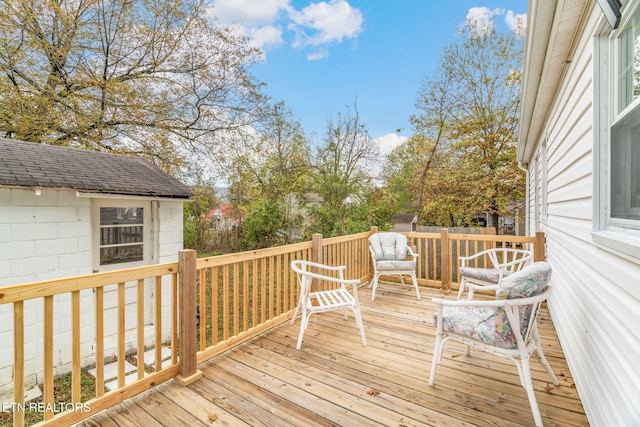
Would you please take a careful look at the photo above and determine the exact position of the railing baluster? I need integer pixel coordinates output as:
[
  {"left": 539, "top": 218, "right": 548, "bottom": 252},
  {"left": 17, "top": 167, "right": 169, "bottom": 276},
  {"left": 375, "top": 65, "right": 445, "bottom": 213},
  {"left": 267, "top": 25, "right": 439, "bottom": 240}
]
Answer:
[
  {"left": 137, "top": 279, "right": 145, "bottom": 380},
  {"left": 154, "top": 276, "right": 162, "bottom": 372},
  {"left": 117, "top": 283, "right": 125, "bottom": 388},
  {"left": 223, "top": 265, "right": 230, "bottom": 341},
  {"left": 72, "top": 290, "right": 81, "bottom": 402},
  {"left": 199, "top": 268, "right": 207, "bottom": 350},
  {"left": 43, "top": 295, "right": 54, "bottom": 420},
  {"left": 212, "top": 266, "right": 219, "bottom": 346},
  {"left": 233, "top": 263, "right": 239, "bottom": 336},
  {"left": 95, "top": 287, "right": 104, "bottom": 397},
  {"left": 171, "top": 272, "right": 178, "bottom": 365},
  {"left": 13, "top": 300, "right": 24, "bottom": 427},
  {"left": 251, "top": 261, "right": 257, "bottom": 329},
  {"left": 243, "top": 260, "right": 249, "bottom": 330}
]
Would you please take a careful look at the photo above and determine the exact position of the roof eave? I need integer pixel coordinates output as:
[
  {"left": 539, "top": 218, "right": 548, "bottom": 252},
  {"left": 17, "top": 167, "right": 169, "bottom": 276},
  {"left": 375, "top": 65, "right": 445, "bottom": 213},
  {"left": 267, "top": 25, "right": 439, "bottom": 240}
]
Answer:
[{"left": 517, "top": 0, "right": 557, "bottom": 164}]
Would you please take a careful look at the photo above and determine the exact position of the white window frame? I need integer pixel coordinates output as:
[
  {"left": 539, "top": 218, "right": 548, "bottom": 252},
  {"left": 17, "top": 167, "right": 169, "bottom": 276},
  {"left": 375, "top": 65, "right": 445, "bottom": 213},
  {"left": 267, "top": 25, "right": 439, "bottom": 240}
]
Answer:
[
  {"left": 593, "top": 1, "right": 640, "bottom": 260},
  {"left": 92, "top": 199, "right": 152, "bottom": 272}
]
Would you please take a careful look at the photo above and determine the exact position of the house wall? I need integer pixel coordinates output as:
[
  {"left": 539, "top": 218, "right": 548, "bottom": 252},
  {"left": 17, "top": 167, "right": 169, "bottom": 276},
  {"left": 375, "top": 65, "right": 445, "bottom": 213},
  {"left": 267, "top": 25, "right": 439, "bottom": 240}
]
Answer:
[
  {"left": 0, "top": 187, "right": 184, "bottom": 398},
  {"left": 526, "top": 8, "right": 640, "bottom": 426}
]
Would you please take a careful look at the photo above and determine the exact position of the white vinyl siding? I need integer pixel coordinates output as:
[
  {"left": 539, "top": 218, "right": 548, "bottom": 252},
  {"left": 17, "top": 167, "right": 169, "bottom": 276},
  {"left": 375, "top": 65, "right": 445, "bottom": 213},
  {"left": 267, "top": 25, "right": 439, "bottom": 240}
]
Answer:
[{"left": 524, "top": 3, "right": 640, "bottom": 426}]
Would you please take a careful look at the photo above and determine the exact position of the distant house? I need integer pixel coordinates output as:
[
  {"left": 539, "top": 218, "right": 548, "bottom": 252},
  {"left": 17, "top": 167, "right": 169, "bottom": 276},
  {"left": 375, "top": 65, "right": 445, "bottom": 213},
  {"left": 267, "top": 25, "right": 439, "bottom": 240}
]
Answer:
[
  {"left": 0, "top": 138, "right": 194, "bottom": 396},
  {"left": 205, "top": 204, "right": 236, "bottom": 230},
  {"left": 390, "top": 214, "right": 417, "bottom": 232},
  {"left": 518, "top": 1, "right": 640, "bottom": 425}
]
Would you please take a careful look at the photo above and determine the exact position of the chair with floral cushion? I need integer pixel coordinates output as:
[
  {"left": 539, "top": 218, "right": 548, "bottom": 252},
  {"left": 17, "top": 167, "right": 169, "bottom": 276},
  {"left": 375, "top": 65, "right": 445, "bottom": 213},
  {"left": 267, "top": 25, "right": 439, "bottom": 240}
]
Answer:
[
  {"left": 429, "top": 261, "right": 558, "bottom": 427},
  {"left": 368, "top": 232, "right": 420, "bottom": 301},
  {"left": 457, "top": 247, "right": 532, "bottom": 300}
]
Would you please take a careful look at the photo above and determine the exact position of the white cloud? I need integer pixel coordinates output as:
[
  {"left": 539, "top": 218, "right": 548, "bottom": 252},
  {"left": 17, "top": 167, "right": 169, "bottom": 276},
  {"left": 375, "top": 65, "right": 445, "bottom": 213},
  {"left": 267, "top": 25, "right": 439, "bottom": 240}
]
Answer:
[
  {"left": 209, "top": 0, "right": 363, "bottom": 61},
  {"left": 251, "top": 25, "right": 285, "bottom": 51},
  {"left": 213, "top": 0, "right": 290, "bottom": 26},
  {"left": 461, "top": 7, "right": 526, "bottom": 37},
  {"left": 307, "top": 49, "right": 329, "bottom": 61},
  {"left": 374, "top": 133, "right": 408, "bottom": 156},
  {"left": 289, "top": 0, "right": 363, "bottom": 47},
  {"left": 505, "top": 10, "right": 527, "bottom": 37}
]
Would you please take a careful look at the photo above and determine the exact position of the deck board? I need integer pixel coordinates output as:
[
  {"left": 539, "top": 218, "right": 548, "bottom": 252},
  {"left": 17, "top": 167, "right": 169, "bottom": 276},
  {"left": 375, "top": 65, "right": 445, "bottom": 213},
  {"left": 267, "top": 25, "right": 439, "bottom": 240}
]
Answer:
[{"left": 77, "top": 283, "right": 589, "bottom": 427}]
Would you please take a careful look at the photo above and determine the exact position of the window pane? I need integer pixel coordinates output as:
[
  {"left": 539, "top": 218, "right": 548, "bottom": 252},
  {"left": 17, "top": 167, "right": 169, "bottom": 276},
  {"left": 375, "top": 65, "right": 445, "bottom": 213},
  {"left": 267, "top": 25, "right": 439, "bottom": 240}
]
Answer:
[
  {"left": 618, "top": 8, "right": 640, "bottom": 112},
  {"left": 100, "top": 207, "right": 144, "bottom": 226},
  {"left": 100, "top": 226, "right": 144, "bottom": 245},
  {"left": 611, "top": 102, "right": 640, "bottom": 219},
  {"left": 100, "top": 245, "right": 144, "bottom": 265},
  {"left": 99, "top": 206, "right": 145, "bottom": 265}
]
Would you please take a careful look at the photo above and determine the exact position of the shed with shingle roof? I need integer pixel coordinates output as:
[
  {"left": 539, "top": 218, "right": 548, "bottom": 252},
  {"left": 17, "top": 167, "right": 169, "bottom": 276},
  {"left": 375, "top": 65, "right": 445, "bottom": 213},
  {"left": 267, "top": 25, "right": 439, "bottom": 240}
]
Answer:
[{"left": 0, "top": 138, "right": 196, "bottom": 396}]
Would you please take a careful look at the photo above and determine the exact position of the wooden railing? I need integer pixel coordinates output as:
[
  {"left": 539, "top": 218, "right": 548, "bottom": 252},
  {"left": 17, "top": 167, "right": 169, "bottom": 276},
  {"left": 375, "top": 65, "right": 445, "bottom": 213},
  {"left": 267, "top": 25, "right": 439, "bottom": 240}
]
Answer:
[{"left": 0, "top": 228, "right": 543, "bottom": 426}]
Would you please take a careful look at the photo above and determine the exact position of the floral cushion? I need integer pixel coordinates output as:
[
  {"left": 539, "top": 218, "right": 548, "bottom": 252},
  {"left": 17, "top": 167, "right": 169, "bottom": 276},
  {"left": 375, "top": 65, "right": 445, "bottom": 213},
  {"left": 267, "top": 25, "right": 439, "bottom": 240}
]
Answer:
[
  {"left": 435, "top": 306, "right": 520, "bottom": 349},
  {"left": 375, "top": 260, "right": 416, "bottom": 271},
  {"left": 460, "top": 267, "right": 513, "bottom": 283},
  {"left": 496, "top": 262, "right": 551, "bottom": 300},
  {"left": 369, "top": 233, "right": 408, "bottom": 261}
]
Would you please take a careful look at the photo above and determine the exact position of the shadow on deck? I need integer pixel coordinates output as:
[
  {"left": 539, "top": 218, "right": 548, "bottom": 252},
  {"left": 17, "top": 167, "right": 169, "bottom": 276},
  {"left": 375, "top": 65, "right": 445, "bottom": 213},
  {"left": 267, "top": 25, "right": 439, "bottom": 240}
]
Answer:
[{"left": 78, "top": 282, "right": 588, "bottom": 427}]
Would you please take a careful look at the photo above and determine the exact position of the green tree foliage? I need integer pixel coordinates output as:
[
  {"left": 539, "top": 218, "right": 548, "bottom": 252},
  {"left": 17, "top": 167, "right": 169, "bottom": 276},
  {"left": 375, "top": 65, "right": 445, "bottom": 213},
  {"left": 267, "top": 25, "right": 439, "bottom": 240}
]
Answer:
[
  {"left": 387, "top": 15, "right": 525, "bottom": 227},
  {"left": 309, "top": 104, "right": 378, "bottom": 237},
  {"left": 230, "top": 101, "right": 310, "bottom": 249},
  {"left": 0, "top": 0, "right": 265, "bottom": 176},
  {"left": 183, "top": 183, "right": 220, "bottom": 252}
]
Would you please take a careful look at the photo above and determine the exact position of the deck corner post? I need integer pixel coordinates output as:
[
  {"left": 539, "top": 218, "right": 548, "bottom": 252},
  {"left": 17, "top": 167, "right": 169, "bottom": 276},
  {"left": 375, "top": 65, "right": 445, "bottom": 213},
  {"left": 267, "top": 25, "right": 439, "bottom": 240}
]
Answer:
[
  {"left": 440, "top": 229, "right": 450, "bottom": 291},
  {"left": 535, "top": 232, "right": 546, "bottom": 262},
  {"left": 175, "top": 249, "right": 203, "bottom": 386}
]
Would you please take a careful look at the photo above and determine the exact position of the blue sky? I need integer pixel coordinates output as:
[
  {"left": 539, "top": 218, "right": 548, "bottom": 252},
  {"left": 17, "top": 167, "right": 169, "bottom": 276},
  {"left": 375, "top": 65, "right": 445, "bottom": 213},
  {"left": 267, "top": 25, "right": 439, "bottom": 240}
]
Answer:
[{"left": 211, "top": 0, "right": 527, "bottom": 154}]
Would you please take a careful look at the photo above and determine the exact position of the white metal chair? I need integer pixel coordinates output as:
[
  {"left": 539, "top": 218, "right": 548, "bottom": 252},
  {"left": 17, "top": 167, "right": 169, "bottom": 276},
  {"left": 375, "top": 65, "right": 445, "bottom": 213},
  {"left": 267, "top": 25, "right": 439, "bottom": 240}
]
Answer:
[
  {"left": 290, "top": 260, "right": 367, "bottom": 350},
  {"left": 430, "top": 262, "right": 559, "bottom": 427},
  {"left": 368, "top": 232, "right": 420, "bottom": 301},
  {"left": 457, "top": 247, "right": 532, "bottom": 300}
]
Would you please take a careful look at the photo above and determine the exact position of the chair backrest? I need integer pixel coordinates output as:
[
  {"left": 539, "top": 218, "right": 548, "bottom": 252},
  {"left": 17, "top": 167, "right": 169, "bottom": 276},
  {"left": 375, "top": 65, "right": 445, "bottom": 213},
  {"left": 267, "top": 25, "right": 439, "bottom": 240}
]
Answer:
[
  {"left": 496, "top": 261, "right": 551, "bottom": 300},
  {"left": 291, "top": 260, "right": 314, "bottom": 295},
  {"left": 489, "top": 248, "right": 533, "bottom": 272},
  {"left": 368, "top": 232, "right": 408, "bottom": 261},
  {"left": 495, "top": 262, "right": 552, "bottom": 344}
]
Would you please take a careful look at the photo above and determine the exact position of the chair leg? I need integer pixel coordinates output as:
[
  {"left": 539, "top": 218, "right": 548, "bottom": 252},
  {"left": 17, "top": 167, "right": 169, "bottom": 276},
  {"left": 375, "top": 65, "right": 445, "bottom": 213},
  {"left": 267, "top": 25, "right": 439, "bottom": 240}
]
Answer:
[
  {"left": 429, "top": 332, "right": 444, "bottom": 385},
  {"left": 371, "top": 273, "right": 380, "bottom": 300},
  {"left": 353, "top": 307, "right": 367, "bottom": 346},
  {"left": 295, "top": 310, "right": 310, "bottom": 350},
  {"left": 410, "top": 273, "right": 420, "bottom": 300},
  {"left": 399, "top": 274, "right": 406, "bottom": 288},
  {"left": 290, "top": 300, "right": 302, "bottom": 325},
  {"left": 457, "top": 278, "right": 467, "bottom": 300},
  {"left": 533, "top": 328, "right": 560, "bottom": 385},
  {"left": 520, "top": 356, "right": 544, "bottom": 427}
]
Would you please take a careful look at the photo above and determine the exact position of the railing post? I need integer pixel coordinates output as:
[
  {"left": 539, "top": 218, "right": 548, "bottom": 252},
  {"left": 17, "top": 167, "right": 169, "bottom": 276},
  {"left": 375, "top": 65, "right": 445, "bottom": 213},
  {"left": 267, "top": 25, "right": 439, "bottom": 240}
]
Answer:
[
  {"left": 440, "top": 229, "right": 450, "bottom": 291},
  {"left": 175, "top": 249, "right": 203, "bottom": 386},
  {"left": 483, "top": 226, "right": 496, "bottom": 251},
  {"left": 534, "top": 232, "right": 546, "bottom": 261},
  {"left": 312, "top": 233, "right": 323, "bottom": 265}
]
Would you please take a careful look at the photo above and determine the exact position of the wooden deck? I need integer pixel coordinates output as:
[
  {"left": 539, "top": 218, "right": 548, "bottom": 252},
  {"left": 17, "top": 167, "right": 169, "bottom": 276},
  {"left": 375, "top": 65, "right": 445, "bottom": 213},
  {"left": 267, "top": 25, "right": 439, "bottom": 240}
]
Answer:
[{"left": 78, "top": 282, "right": 588, "bottom": 427}]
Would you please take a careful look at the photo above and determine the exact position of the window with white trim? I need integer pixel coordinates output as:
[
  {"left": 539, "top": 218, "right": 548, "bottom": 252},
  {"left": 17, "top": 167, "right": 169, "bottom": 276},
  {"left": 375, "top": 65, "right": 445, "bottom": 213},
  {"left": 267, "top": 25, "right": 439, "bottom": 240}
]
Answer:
[
  {"left": 93, "top": 200, "right": 151, "bottom": 270},
  {"left": 611, "top": 4, "right": 640, "bottom": 224},
  {"left": 594, "top": 1, "right": 640, "bottom": 259}
]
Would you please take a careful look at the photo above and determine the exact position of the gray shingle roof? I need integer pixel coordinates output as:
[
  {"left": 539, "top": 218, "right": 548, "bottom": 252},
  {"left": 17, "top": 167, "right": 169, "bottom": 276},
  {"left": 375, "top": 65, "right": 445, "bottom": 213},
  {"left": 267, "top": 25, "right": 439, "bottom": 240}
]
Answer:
[{"left": 0, "top": 138, "right": 195, "bottom": 198}]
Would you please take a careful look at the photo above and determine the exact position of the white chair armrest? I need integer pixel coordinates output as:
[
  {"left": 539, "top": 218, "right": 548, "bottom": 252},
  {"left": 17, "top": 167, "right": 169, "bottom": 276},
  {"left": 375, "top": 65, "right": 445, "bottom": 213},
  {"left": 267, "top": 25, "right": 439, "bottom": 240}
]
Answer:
[{"left": 407, "top": 245, "right": 418, "bottom": 260}]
